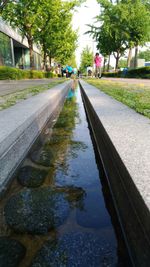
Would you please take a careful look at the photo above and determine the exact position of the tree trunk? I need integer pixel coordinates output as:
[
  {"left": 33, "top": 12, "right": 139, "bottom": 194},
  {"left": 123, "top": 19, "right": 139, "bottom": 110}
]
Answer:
[
  {"left": 107, "top": 55, "right": 110, "bottom": 72},
  {"left": 103, "top": 57, "right": 107, "bottom": 72},
  {"left": 127, "top": 47, "right": 132, "bottom": 68},
  {"left": 49, "top": 55, "right": 52, "bottom": 66},
  {"left": 28, "top": 38, "right": 34, "bottom": 69},
  {"left": 115, "top": 51, "right": 120, "bottom": 71},
  {"left": 134, "top": 45, "right": 138, "bottom": 68},
  {"left": 43, "top": 45, "right": 47, "bottom": 71}
]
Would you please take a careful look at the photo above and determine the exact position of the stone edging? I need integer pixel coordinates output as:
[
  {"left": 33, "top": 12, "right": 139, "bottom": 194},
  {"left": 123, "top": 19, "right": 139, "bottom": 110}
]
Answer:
[
  {"left": 79, "top": 79, "right": 150, "bottom": 266},
  {"left": 0, "top": 81, "right": 71, "bottom": 196}
]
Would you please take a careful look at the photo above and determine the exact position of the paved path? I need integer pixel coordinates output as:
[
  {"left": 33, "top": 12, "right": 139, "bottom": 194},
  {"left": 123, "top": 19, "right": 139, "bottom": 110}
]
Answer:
[
  {"left": 0, "top": 77, "right": 149, "bottom": 97},
  {"left": 80, "top": 80, "right": 150, "bottom": 265},
  {"left": 102, "top": 77, "right": 150, "bottom": 86},
  {"left": 0, "top": 80, "right": 70, "bottom": 195},
  {"left": 0, "top": 78, "right": 60, "bottom": 96}
]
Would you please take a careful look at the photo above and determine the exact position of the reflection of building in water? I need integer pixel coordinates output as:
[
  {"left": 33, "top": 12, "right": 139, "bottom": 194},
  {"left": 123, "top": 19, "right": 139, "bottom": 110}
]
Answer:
[{"left": 0, "top": 18, "right": 42, "bottom": 69}]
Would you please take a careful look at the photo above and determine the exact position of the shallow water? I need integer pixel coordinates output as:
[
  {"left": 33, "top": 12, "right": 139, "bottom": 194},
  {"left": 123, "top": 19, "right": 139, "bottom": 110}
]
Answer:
[{"left": 0, "top": 86, "right": 131, "bottom": 267}]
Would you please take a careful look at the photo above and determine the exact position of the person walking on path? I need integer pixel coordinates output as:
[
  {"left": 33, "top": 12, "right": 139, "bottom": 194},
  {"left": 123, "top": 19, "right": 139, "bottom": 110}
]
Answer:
[{"left": 94, "top": 53, "right": 102, "bottom": 78}]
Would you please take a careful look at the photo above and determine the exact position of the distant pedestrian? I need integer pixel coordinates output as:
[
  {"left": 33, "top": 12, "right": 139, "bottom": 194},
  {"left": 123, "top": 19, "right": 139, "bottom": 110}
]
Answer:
[
  {"left": 61, "top": 66, "right": 64, "bottom": 77},
  {"left": 77, "top": 69, "right": 80, "bottom": 78},
  {"left": 94, "top": 53, "right": 102, "bottom": 78},
  {"left": 87, "top": 65, "right": 93, "bottom": 77},
  {"left": 67, "top": 65, "right": 73, "bottom": 77}
]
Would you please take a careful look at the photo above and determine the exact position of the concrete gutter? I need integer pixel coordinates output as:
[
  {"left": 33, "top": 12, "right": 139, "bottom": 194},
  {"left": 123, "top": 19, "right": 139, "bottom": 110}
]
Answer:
[
  {"left": 79, "top": 80, "right": 150, "bottom": 266},
  {"left": 0, "top": 81, "right": 71, "bottom": 196}
]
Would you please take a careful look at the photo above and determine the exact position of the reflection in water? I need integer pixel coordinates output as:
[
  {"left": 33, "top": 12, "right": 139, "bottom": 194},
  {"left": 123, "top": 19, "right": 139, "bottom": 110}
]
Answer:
[
  {"left": 31, "top": 232, "right": 113, "bottom": 267},
  {"left": 0, "top": 84, "right": 131, "bottom": 267}
]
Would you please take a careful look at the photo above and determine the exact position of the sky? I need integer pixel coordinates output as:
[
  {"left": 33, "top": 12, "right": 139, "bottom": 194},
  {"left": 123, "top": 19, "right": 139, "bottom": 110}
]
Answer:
[{"left": 72, "top": 0, "right": 100, "bottom": 67}]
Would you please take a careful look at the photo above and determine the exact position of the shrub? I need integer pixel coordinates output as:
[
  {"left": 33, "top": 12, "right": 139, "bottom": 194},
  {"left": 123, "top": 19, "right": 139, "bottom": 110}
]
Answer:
[
  {"left": 0, "top": 66, "right": 57, "bottom": 80},
  {"left": 0, "top": 66, "right": 24, "bottom": 80},
  {"left": 126, "top": 67, "right": 150, "bottom": 78},
  {"left": 102, "top": 67, "right": 150, "bottom": 79},
  {"left": 102, "top": 71, "right": 121, "bottom": 77},
  {"left": 45, "top": 71, "right": 56, "bottom": 78},
  {"left": 29, "top": 70, "right": 45, "bottom": 79}
]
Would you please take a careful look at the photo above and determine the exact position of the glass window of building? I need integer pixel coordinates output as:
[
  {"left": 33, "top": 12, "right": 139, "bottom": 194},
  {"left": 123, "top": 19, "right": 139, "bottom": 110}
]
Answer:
[{"left": 0, "top": 32, "right": 13, "bottom": 66}]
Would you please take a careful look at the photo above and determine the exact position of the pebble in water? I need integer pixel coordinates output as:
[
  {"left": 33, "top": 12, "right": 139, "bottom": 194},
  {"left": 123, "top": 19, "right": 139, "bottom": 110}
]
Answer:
[
  {"left": 0, "top": 237, "right": 26, "bottom": 267},
  {"left": 4, "top": 187, "right": 70, "bottom": 234},
  {"left": 17, "top": 166, "right": 48, "bottom": 188}
]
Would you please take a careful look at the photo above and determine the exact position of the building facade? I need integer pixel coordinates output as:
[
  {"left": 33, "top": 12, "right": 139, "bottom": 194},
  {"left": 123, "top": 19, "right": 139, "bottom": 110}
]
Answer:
[{"left": 0, "top": 18, "right": 42, "bottom": 69}]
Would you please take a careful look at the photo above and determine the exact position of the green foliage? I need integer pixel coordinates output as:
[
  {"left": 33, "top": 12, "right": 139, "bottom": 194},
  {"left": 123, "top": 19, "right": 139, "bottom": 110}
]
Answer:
[
  {"left": 2, "top": 0, "right": 41, "bottom": 68},
  {"left": 80, "top": 46, "right": 93, "bottom": 73},
  {"left": 66, "top": 53, "right": 77, "bottom": 68},
  {"left": 102, "top": 71, "right": 122, "bottom": 78},
  {"left": 118, "top": 59, "right": 127, "bottom": 68},
  {"left": 88, "top": 0, "right": 150, "bottom": 69},
  {"left": 45, "top": 72, "right": 57, "bottom": 78},
  {"left": 123, "top": 0, "right": 150, "bottom": 46},
  {"left": 0, "top": 66, "right": 25, "bottom": 80},
  {"left": 34, "top": 0, "right": 78, "bottom": 66},
  {"left": 138, "top": 49, "right": 150, "bottom": 61},
  {"left": 127, "top": 66, "right": 150, "bottom": 78},
  {"left": 2, "top": 0, "right": 79, "bottom": 68},
  {"left": 0, "top": 66, "right": 56, "bottom": 80},
  {"left": 0, "top": 0, "right": 9, "bottom": 12},
  {"left": 102, "top": 66, "right": 150, "bottom": 79},
  {"left": 29, "top": 70, "right": 45, "bottom": 79}
]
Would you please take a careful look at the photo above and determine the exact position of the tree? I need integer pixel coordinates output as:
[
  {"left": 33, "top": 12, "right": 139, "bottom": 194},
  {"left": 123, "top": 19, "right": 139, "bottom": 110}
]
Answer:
[
  {"left": 138, "top": 49, "right": 150, "bottom": 62},
  {"left": 87, "top": 0, "right": 150, "bottom": 70},
  {"left": 122, "top": 0, "right": 150, "bottom": 67},
  {"left": 118, "top": 58, "right": 127, "bottom": 68},
  {"left": 0, "top": 0, "right": 10, "bottom": 11},
  {"left": 36, "top": 0, "right": 78, "bottom": 67},
  {"left": 80, "top": 46, "right": 93, "bottom": 73},
  {"left": 2, "top": 0, "right": 40, "bottom": 68},
  {"left": 88, "top": 0, "right": 129, "bottom": 70},
  {"left": 65, "top": 53, "right": 77, "bottom": 68},
  {"left": 2, "top": 0, "right": 80, "bottom": 69},
  {"left": 54, "top": 26, "right": 78, "bottom": 65}
]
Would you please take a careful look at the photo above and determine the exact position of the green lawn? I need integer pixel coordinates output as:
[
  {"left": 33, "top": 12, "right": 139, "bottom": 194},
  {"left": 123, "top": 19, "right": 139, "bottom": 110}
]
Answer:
[
  {"left": 0, "top": 79, "right": 65, "bottom": 110},
  {"left": 85, "top": 79, "right": 150, "bottom": 119}
]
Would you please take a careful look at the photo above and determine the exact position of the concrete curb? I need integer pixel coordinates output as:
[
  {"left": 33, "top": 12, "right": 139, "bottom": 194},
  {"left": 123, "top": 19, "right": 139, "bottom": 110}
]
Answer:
[
  {"left": 0, "top": 81, "right": 71, "bottom": 196},
  {"left": 79, "top": 80, "right": 150, "bottom": 266}
]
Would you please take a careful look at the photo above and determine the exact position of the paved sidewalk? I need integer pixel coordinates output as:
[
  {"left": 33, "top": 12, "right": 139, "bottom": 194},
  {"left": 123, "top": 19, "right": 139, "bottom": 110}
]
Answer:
[
  {"left": 0, "top": 80, "right": 70, "bottom": 195},
  {"left": 0, "top": 78, "right": 61, "bottom": 96},
  {"left": 80, "top": 79, "right": 150, "bottom": 265},
  {"left": 102, "top": 77, "right": 150, "bottom": 86}
]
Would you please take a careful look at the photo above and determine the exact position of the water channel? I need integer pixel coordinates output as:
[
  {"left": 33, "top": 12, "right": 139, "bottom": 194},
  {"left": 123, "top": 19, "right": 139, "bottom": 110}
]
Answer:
[{"left": 0, "top": 85, "right": 132, "bottom": 267}]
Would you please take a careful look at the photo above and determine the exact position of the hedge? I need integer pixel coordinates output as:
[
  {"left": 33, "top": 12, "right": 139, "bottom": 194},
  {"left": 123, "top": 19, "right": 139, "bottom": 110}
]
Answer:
[
  {"left": 102, "top": 67, "right": 150, "bottom": 79},
  {"left": 126, "top": 66, "right": 150, "bottom": 79},
  {"left": 102, "top": 71, "right": 122, "bottom": 78},
  {"left": 0, "top": 66, "right": 57, "bottom": 80}
]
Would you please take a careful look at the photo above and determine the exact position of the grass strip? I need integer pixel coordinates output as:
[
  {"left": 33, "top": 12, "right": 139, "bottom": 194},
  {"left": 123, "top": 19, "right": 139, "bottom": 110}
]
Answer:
[
  {"left": 85, "top": 79, "right": 150, "bottom": 119},
  {"left": 0, "top": 79, "right": 65, "bottom": 110}
]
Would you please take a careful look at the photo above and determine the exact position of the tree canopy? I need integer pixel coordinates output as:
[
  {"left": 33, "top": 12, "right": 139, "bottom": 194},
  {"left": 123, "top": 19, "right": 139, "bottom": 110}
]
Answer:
[
  {"left": 138, "top": 49, "right": 150, "bottom": 61},
  {"left": 87, "top": 0, "right": 150, "bottom": 69},
  {"left": 1, "top": 0, "right": 80, "bottom": 68},
  {"left": 80, "top": 46, "right": 93, "bottom": 73}
]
